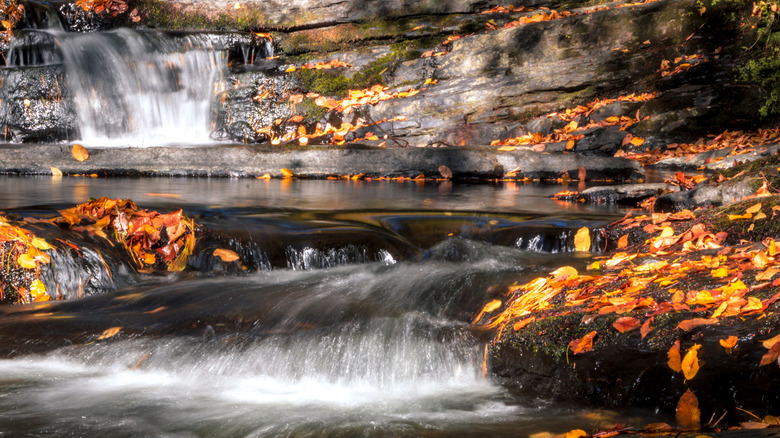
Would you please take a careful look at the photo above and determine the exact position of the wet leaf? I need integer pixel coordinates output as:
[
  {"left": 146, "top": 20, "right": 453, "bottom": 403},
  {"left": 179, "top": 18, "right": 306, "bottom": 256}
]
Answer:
[
  {"left": 17, "top": 253, "right": 37, "bottom": 269},
  {"left": 746, "top": 203, "right": 762, "bottom": 214},
  {"left": 481, "top": 299, "right": 502, "bottom": 314},
  {"left": 71, "top": 144, "right": 89, "bottom": 162},
  {"left": 681, "top": 344, "right": 701, "bottom": 380},
  {"left": 728, "top": 213, "right": 752, "bottom": 220},
  {"left": 742, "top": 422, "right": 770, "bottom": 429},
  {"left": 31, "top": 237, "right": 54, "bottom": 251},
  {"left": 613, "top": 316, "right": 640, "bottom": 333},
  {"left": 574, "top": 227, "right": 590, "bottom": 252},
  {"left": 760, "top": 342, "right": 780, "bottom": 366},
  {"left": 513, "top": 316, "right": 536, "bottom": 331},
  {"left": 97, "top": 327, "right": 122, "bottom": 340},
  {"left": 761, "top": 333, "right": 780, "bottom": 349},
  {"left": 719, "top": 335, "right": 737, "bottom": 352},
  {"left": 618, "top": 234, "right": 628, "bottom": 249},
  {"left": 30, "top": 279, "right": 50, "bottom": 302},
  {"left": 563, "top": 429, "right": 587, "bottom": 438},
  {"left": 51, "top": 166, "right": 63, "bottom": 177},
  {"left": 676, "top": 389, "right": 701, "bottom": 430},
  {"left": 643, "top": 423, "right": 673, "bottom": 432},
  {"left": 280, "top": 168, "right": 294, "bottom": 178},
  {"left": 213, "top": 248, "right": 240, "bottom": 263},
  {"left": 640, "top": 318, "right": 653, "bottom": 339},
  {"left": 438, "top": 165, "right": 453, "bottom": 179},
  {"left": 668, "top": 339, "right": 682, "bottom": 372},
  {"left": 710, "top": 267, "right": 730, "bottom": 278},
  {"left": 630, "top": 136, "right": 645, "bottom": 146},
  {"left": 677, "top": 318, "right": 718, "bottom": 331},
  {"left": 551, "top": 266, "right": 578, "bottom": 280},
  {"left": 569, "top": 330, "right": 597, "bottom": 354}
]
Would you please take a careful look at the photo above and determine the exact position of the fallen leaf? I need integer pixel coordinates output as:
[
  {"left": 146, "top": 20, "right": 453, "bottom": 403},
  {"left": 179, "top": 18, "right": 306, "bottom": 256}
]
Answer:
[
  {"left": 281, "top": 168, "right": 294, "bottom": 178},
  {"left": 618, "top": 235, "right": 628, "bottom": 249},
  {"left": 438, "top": 165, "right": 453, "bottom": 179},
  {"left": 97, "top": 327, "right": 122, "bottom": 340},
  {"left": 668, "top": 339, "right": 682, "bottom": 372},
  {"left": 213, "top": 248, "right": 240, "bottom": 263},
  {"left": 51, "top": 167, "right": 63, "bottom": 177},
  {"left": 72, "top": 144, "right": 89, "bottom": 162},
  {"left": 640, "top": 318, "right": 652, "bottom": 339},
  {"left": 563, "top": 429, "right": 587, "bottom": 438},
  {"left": 681, "top": 344, "right": 701, "bottom": 380},
  {"left": 762, "top": 333, "right": 780, "bottom": 349},
  {"left": 569, "top": 330, "right": 597, "bottom": 354},
  {"left": 746, "top": 203, "right": 762, "bottom": 214},
  {"left": 574, "top": 227, "right": 591, "bottom": 252},
  {"left": 760, "top": 342, "right": 780, "bottom": 366},
  {"left": 676, "top": 389, "right": 701, "bottom": 430},
  {"left": 630, "top": 136, "right": 645, "bottom": 146},
  {"left": 719, "top": 335, "right": 737, "bottom": 352},
  {"left": 677, "top": 318, "right": 718, "bottom": 331},
  {"left": 17, "top": 253, "right": 37, "bottom": 269},
  {"left": 613, "top": 316, "right": 641, "bottom": 333},
  {"left": 31, "top": 237, "right": 54, "bottom": 251},
  {"left": 742, "top": 422, "right": 770, "bottom": 429},
  {"left": 29, "top": 279, "right": 50, "bottom": 302},
  {"left": 513, "top": 316, "right": 536, "bottom": 331}
]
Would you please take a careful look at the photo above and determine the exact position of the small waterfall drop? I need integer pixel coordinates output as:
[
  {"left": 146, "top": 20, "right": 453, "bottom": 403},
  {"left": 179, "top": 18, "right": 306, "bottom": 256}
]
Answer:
[{"left": 57, "top": 29, "right": 227, "bottom": 147}]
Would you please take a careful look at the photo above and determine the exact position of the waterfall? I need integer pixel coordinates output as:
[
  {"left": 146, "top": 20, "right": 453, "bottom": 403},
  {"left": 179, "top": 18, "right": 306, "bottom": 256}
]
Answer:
[{"left": 56, "top": 29, "right": 227, "bottom": 147}]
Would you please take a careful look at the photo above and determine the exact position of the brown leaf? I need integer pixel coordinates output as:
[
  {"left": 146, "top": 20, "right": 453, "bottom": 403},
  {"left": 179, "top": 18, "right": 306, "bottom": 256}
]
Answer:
[
  {"left": 677, "top": 318, "right": 718, "bottom": 331},
  {"left": 213, "top": 248, "right": 240, "bottom": 263},
  {"left": 438, "top": 165, "right": 453, "bottom": 179},
  {"left": 72, "top": 144, "right": 89, "bottom": 162},
  {"left": 760, "top": 342, "right": 780, "bottom": 366},
  {"left": 613, "top": 316, "right": 640, "bottom": 333},
  {"left": 667, "top": 339, "right": 682, "bottom": 372},
  {"left": 681, "top": 344, "right": 701, "bottom": 380},
  {"left": 569, "top": 330, "right": 597, "bottom": 354},
  {"left": 676, "top": 389, "right": 701, "bottom": 430},
  {"left": 578, "top": 167, "right": 586, "bottom": 181}
]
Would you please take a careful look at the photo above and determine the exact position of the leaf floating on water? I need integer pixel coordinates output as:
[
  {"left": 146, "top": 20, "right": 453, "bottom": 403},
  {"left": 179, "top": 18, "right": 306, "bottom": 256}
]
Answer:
[
  {"left": 668, "top": 339, "right": 682, "bottom": 372},
  {"left": 281, "top": 168, "right": 294, "bottom": 178},
  {"left": 676, "top": 389, "right": 701, "bottom": 430},
  {"left": 681, "top": 343, "right": 701, "bottom": 381},
  {"left": 97, "top": 327, "right": 122, "bottom": 340},
  {"left": 613, "top": 317, "right": 640, "bottom": 333},
  {"left": 569, "top": 330, "right": 597, "bottom": 354},
  {"left": 51, "top": 166, "right": 63, "bottom": 177},
  {"left": 574, "top": 227, "right": 590, "bottom": 252},
  {"left": 213, "top": 248, "right": 240, "bottom": 263},
  {"left": 71, "top": 144, "right": 89, "bottom": 162}
]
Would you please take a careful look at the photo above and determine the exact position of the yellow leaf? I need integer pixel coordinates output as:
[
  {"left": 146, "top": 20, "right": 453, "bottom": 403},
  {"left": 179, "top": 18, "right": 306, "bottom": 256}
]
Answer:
[
  {"left": 710, "top": 267, "right": 730, "bottom": 278},
  {"left": 213, "top": 248, "right": 240, "bottom": 262},
  {"left": 481, "top": 299, "right": 502, "bottom": 314},
  {"left": 285, "top": 65, "right": 296, "bottom": 72},
  {"left": 71, "top": 144, "right": 89, "bottom": 162},
  {"left": 31, "top": 237, "right": 54, "bottom": 251},
  {"left": 659, "top": 227, "right": 675, "bottom": 238},
  {"left": 630, "top": 136, "right": 645, "bottom": 146},
  {"left": 728, "top": 213, "right": 752, "bottom": 221},
  {"left": 754, "top": 212, "right": 767, "bottom": 220},
  {"left": 141, "top": 252, "right": 156, "bottom": 265},
  {"left": 51, "top": 166, "right": 63, "bottom": 177},
  {"left": 563, "top": 429, "right": 587, "bottom": 438},
  {"left": 497, "top": 146, "right": 516, "bottom": 151},
  {"left": 280, "top": 168, "right": 294, "bottom": 178},
  {"left": 30, "top": 279, "right": 50, "bottom": 302},
  {"left": 746, "top": 203, "right": 762, "bottom": 214},
  {"left": 574, "top": 227, "right": 590, "bottom": 252},
  {"left": 752, "top": 251, "right": 770, "bottom": 269},
  {"left": 681, "top": 344, "right": 701, "bottom": 380},
  {"left": 97, "top": 327, "right": 122, "bottom": 340},
  {"left": 17, "top": 253, "right": 37, "bottom": 269}
]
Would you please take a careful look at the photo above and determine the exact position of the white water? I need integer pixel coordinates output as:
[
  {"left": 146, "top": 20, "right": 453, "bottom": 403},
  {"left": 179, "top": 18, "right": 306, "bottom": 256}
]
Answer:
[{"left": 56, "top": 29, "right": 227, "bottom": 147}]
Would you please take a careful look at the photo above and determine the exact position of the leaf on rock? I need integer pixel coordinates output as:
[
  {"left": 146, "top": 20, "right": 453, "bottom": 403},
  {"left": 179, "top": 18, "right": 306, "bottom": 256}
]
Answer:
[
  {"left": 438, "top": 165, "right": 453, "bottom": 179},
  {"left": 761, "top": 333, "right": 780, "bottom": 349},
  {"left": 640, "top": 318, "right": 653, "bottom": 339},
  {"left": 97, "top": 327, "right": 122, "bottom": 340},
  {"left": 746, "top": 203, "right": 762, "bottom": 215},
  {"left": 760, "top": 342, "right": 780, "bottom": 366},
  {"left": 280, "top": 168, "right": 294, "bottom": 178},
  {"left": 551, "top": 265, "right": 578, "bottom": 280},
  {"left": 681, "top": 344, "right": 701, "bottom": 380},
  {"left": 30, "top": 279, "right": 50, "bottom": 302},
  {"left": 31, "top": 237, "right": 54, "bottom": 251},
  {"left": 213, "top": 248, "right": 240, "bottom": 263},
  {"left": 481, "top": 299, "right": 502, "bottom": 314},
  {"left": 563, "top": 429, "right": 587, "bottom": 438},
  {"left": 618, "top": 234, "right": 628, "bottom": 249},
  {"left": 719, "top": 336, "right": 738, "bottom": 352},
  {"left": 71, "top": 144, "right": 89, "bottom": 162},
  {"left": 677, "top": 318, "right": 718, "bottom": 331},
  {"left": 569, "top": 330, "right": 597, "bottom": 354},
  {"left": 17, "top": 253, "right": 37, "bottom": 269},
  {"left": 51, "top": 166, "right": 63, "bottom": 177},
  {"left": 676, "top": 389, "right": 701, "bottom": 430},
  {"left": 574, "top": 227, "right": 590, "bottom": 252},
  {"left": 668, "top": 339, "right": 682, "bottom": 372},
  {"left": 613, "top": 316, "right": 640, "bottom": 333}
]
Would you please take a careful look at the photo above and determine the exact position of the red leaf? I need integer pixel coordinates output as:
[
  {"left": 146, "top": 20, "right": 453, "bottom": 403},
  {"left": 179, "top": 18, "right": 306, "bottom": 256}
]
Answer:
[
  {"left": 613, "top": 317, "right": 640, "bottom": 333},
  {"left": 569, "top": 330, "right": 597, "bottom": 354}
]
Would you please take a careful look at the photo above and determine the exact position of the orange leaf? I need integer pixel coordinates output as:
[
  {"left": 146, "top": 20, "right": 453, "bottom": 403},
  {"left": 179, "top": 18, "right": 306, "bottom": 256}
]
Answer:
[
  {"left": 613, "top": 316, "right": 640, "bottom": 333},
  {"left": 566, "top": 139, "right": 576, "bottom": 150},
  {"left": 569, "top": 330, "right": 597, "bottom": 354},
  {"left": 746, "top": 203, "right": 763, "bottom": 214},
  {"left": 280, "top": 168, "right": 294, "bottom": 178},
  {"left": 667, "top": 340, "right": 682, "bottom": 372},
  {"left": 30, "top": 279, "right": 50, "bottom": 302},
  {"left": 640, "top": 317, "right": 653, "bottom": 339},
  {"left": 72, "top": 144, "right": 89, "bottom": 162},
  {"left": 719, "top": 335, "right": 737, "bottom": 352},
  {"left": 676, "top": 389, "right": 701, "bottom": 430},
  {"left": 630, "top": 136, "right": 645, "bottom": 146},
  {"left": 677, "top": 318, "right": 718, "bottom": 331},
  {"left": 97, "top": 327, "right": 122, "bottom": 340},
  {"left": 681, "top": 344, "right": 701, "bottom": 380},
  {"left": 617, "top": 234, "right": 628, "bottom": 249},
  {"left": 513, "top": 316, "right": 536, "bottom": 331},
  {"left": 563, "top": 429, "right": 587, "bottom": 438},
  {"left": 760, "top": 342, "right": 780, "bottom": 366},
  {"left": 213, "top": 248, "right": 240, "bottom": 263}
]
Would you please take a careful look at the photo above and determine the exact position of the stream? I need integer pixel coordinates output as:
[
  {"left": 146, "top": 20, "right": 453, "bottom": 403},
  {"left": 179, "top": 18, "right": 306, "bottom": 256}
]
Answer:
[{"left": 0, "top": 177, "right": 666, "bottom": 437}]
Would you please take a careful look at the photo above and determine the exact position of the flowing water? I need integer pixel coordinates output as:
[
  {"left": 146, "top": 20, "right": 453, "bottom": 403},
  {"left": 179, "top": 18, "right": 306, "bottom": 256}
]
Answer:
[{"left": 0, "top": 178, "right": 664, "bottom": 437}]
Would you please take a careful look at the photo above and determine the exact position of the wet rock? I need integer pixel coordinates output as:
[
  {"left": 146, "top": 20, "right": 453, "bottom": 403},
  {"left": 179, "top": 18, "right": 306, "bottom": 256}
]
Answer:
[
  {"left": 654, "top": 177, "right": 761, "bottom": 212},
  {"left": 655, "top": 144, "right": 780, "bottom": 170},
  {"left": 577, "top": 183, "right": 679, "bottom": 205},
  {"left": 572, "top": 126, "right": 629, "bottom": 156}
]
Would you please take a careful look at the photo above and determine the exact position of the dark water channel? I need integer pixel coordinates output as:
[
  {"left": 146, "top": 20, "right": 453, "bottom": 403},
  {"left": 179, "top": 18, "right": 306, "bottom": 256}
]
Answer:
[{"left": 0, "top": 177, "right": 664, "bottom": 437}]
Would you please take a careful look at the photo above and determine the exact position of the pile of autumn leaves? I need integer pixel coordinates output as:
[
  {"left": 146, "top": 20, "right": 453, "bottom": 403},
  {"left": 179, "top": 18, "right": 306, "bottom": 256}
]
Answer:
[
  {"left": 474, "top": 193, "right": 780, "bottom": 431},
  {"left": 0, "top": 198, "right": 196, "bottom": 304}
]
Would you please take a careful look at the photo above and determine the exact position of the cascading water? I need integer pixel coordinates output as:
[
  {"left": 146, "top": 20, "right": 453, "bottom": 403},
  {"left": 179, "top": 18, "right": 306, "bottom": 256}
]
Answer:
[{"left": 56, "top": 29, "right": 227, "bottom": 147}]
